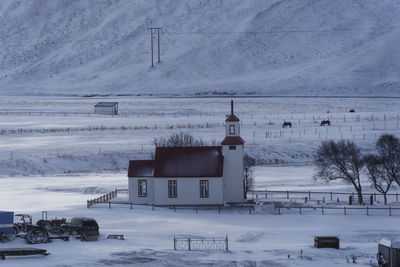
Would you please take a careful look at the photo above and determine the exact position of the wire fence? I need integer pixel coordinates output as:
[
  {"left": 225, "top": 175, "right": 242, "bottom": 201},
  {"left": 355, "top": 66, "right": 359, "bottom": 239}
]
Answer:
[
  {"left": 0, "top": 122, "right": 223, "bottom": 136},
  {"left": 249, "top": 190, "right": 400, "bottom": 205},
  {"left": 274, "top": 204, "right": 400, "bottom": 217}
]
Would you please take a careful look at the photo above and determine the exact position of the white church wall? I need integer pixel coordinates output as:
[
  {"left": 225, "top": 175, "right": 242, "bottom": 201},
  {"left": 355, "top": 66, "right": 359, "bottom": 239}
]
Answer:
[
  {"left": 128, "top": 177, "right": 154, "bottom": 204},
  {"left": 222, "top": 144, "right": 244, "bottom": 203},
  {"left": 154, "top": 177, "right": 223, "bottom": 206}
]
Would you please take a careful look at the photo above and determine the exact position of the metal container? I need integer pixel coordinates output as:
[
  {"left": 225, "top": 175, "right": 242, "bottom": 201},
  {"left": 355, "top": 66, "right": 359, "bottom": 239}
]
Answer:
[
  {"left": 378, "top": 239, "right": 400, "bottom": 267},
  {"left": 0, "top": 211, "right": 14, "bottom": 235}
]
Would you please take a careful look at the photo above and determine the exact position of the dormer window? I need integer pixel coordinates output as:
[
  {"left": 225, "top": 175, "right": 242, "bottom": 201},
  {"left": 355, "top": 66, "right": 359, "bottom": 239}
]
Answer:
[{"left": 229, "top": 125, "right": 235, "bottom": 135}]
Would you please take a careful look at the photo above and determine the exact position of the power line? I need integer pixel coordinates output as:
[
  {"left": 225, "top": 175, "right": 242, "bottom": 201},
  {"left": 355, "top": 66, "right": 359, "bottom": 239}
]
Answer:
[{"left": 162, "top": 26, "right": 400, "bottom": 35}]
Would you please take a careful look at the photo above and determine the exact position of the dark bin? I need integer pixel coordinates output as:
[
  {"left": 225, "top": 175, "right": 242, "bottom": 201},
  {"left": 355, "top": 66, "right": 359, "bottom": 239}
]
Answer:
[
  {"left": 0, "top": 211, "right": 14, "bottom": 234},
  {"left": 378, "top": 239, "right": 400, "bottom": 267},
  {"left": 314, "top": 236, "right": 339, "bottom": 249}
]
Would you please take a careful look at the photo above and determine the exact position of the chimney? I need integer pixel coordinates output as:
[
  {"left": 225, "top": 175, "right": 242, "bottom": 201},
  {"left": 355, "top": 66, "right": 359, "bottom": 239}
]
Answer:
[{"left": 231, "top": 100, "right": 234, "bottom": 115}]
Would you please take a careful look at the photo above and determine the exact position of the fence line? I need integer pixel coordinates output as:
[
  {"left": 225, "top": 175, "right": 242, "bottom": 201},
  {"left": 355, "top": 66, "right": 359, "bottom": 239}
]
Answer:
[
  {"left": 275, "top": 204, "right": 400, "bottom": 216},
  {"left": 93, "top": 199, "right": 256, "bottom": 214},
  {"left": 249, "top": 190, "right": 400, "bottom": 204},
  {"left": 0, "top": 122, "right": 223, "bottom": 136},
  {"left": 87, "top": 189, "right": 119, "bottom": 208}
]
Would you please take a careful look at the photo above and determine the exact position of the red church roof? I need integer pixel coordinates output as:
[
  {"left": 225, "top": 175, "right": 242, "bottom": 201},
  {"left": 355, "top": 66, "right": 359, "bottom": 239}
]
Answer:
[
  {"left": 221, "top": 136, "right": 245, "bottom": 145},
  {"left": 225, "top": 114, "right": 240, "bottom": 122}
]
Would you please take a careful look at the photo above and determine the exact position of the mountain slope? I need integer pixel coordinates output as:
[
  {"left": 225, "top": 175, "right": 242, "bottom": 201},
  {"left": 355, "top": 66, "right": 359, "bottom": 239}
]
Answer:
[{"left": 0, "top": 0, "right": 399, "bottom": 96}]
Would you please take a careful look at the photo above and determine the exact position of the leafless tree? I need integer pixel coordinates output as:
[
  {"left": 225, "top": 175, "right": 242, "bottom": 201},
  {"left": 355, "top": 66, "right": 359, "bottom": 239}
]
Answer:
[
  {"left": 314, "top": 140, "right": 364, "bottom": 204},
  {"left": 243, "top": 153, "right": 256, "bottom": 196},
  {"left": 364, "top": 154, "right": 393, "bottom": 205},
  {"left": 376, "top": 134, "right": 400, "bottom": 187},
  {"left": 153, "top": 132, "right": 206, "bottom": 147}
]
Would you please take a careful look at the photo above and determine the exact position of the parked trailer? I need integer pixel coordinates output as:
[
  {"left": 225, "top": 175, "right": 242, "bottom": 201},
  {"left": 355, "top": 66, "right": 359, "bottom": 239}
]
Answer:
[
  {"left": 0, "top": 211, "right": 14, "bottom": 242},
  {"left": 377, "top": 239, "right": 400, "bottom": 267}
]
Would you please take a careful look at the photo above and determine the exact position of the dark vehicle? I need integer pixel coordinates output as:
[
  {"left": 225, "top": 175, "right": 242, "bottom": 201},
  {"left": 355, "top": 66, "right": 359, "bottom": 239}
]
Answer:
[
  {"left": 62, "top": 217, "right": 99, "bottom": 241},
  {"left": 14, "top": 214, "right": 50, "bottom": 244}
]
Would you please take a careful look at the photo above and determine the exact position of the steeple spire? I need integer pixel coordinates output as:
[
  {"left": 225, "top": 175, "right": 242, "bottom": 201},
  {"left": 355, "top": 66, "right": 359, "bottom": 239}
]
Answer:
[{"left": 231, "top": 100, "right": 234, "bottom": 115}]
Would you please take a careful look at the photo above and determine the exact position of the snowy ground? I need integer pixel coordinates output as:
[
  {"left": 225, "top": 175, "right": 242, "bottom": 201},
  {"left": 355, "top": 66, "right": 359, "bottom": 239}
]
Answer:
[
  {"left": 1, "top": 96, "right": 399, "bottom": 266},
  {"left": 1, "top": 96, "right": 400, "bottom": 175},
  {"left": 0, "top": 169, "right": 397, "bottom": 266}
]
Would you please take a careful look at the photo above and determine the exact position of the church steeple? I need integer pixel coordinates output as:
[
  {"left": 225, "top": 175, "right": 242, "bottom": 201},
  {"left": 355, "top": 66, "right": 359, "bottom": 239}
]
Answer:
[
  {"left": 222, "top": 100, "right": 245, "bottom": 145},
  {"left": 221, "top": 100, "right": 245, "bottom": 203}
]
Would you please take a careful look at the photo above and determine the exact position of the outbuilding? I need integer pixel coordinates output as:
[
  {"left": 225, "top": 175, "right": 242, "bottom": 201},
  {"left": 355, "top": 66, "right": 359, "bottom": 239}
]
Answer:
[{"left": 94, "top": 102, "right": 118, "bottom": 115}]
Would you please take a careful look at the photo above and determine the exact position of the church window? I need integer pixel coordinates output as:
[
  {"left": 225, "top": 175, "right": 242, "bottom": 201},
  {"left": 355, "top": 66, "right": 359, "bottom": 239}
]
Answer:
[
  {"left": 138, "top": 180, "right": 147, "bottom": 197},
  {"left": 200, "top": 180, "right": 209, "bottom": 198},
  {"left": 168, "top": 180, "right": 177, "bottom": 198},
  {"left": 229, "top": 125, "right": 235, "bottom": 135}
]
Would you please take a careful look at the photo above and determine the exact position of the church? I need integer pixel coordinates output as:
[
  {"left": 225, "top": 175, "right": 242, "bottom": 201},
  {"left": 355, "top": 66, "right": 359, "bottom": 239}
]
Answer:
[{"left": 127, "top": 101, "right": 245, "bottom": 206}]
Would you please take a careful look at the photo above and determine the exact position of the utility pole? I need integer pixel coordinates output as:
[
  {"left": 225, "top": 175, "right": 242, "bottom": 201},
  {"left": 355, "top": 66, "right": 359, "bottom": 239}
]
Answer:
[
  {"left": 157, "top": 28, "right": 161, "bottom": 63},
  {"left": 148, "top": 27, "right": 162, "bottom": 67}
]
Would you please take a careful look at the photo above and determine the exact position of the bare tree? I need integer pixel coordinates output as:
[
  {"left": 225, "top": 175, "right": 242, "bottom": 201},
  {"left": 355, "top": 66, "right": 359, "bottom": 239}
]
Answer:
[
  {"left": 243, "top": 153, "right": 256, "bottom": 196},
  {"left": 376, "top": 134, "right": 400, "bottom": 187},
  {"left": 364, "top": 154, "right": 393, "bottom": 205},
  {"left": 314, "top": 140, "right": 364, "bottom": 204},
  {"left": 153, "top": 132, "right": 206, "bottom": 147}
]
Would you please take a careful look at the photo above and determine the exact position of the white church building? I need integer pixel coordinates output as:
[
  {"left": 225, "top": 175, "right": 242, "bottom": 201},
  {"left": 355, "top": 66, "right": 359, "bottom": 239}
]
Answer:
[{"left": 127, "top": 101, "right": 245, "bottom": 206}]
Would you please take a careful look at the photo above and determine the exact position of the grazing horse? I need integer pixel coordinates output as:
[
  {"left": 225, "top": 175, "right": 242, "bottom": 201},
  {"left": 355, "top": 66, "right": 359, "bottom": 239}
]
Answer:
[
  {"left": 349, "top": 109, "right": 355, "bottom": 113},
  {"left": 282, "top": 122, "right": 292, "bottom": 128},
  {"left": 320, "top": 120, "right": 330, "bottom": 126}
]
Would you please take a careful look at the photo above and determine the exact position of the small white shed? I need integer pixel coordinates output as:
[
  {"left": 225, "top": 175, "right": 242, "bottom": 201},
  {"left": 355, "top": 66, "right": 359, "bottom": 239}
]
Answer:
[{"left": 94, "top": 102, "right": 118, "bottom": 115}]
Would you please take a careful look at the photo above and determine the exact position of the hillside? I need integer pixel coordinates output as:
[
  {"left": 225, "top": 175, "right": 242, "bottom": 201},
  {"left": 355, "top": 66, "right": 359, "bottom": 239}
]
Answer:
[{"left": 0, "top": 0, "right": 399, "bottom": 96}]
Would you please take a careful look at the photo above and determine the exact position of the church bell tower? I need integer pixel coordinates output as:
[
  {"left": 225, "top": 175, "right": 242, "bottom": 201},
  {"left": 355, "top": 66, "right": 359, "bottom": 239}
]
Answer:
[{"left": 221, "top": 100, "right": 245, "bottom": 203}]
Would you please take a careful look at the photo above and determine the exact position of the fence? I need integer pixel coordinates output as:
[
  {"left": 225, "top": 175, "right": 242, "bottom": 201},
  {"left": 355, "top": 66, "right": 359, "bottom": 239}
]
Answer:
[
  {"left": 0, "top": 122, "right": 222, "bottom": 136},
  {"left": 102, "top": 201, "right": 256, "bottom": 214},
  {"left": 275, "top": 204, "right": 400, "bottom": 217},
  {"left": 87, "top": 189, "right": 119, "bottom": 208},
  {"left": 249, "top": 190, "right": 400, "bottom": 205},
  {"left": 173, "top": 236, "right": 229, "bottom": 251}
]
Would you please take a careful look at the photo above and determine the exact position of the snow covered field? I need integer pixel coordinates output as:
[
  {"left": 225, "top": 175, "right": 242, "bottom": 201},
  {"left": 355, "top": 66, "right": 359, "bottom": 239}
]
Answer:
[
  {"left": 0, "top": 168, "right": 398, "bottom": 266},
  {"left": 1, "top": 96, "right": 399, "bottom": 266},
  {"left": 0, "top": 96, "right": 400, "bottom": 175}
]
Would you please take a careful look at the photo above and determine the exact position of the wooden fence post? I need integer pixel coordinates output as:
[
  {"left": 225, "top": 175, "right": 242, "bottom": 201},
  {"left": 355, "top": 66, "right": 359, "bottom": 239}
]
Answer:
[
  {"left": 174, "top": 236, "right": 176, "bottom": 251},
  {"left": 188, "top": 237, "right": 191, "bottom": 251}
]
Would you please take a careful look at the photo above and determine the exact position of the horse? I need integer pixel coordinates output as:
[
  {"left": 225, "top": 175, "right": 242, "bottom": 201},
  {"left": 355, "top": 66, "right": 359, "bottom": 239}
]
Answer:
[
  {"left": 282, "top": 122, "right": 292, "bottom": 128},
  {"left": 320, "top": 120, "right": 330, "bottom": 126}
]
